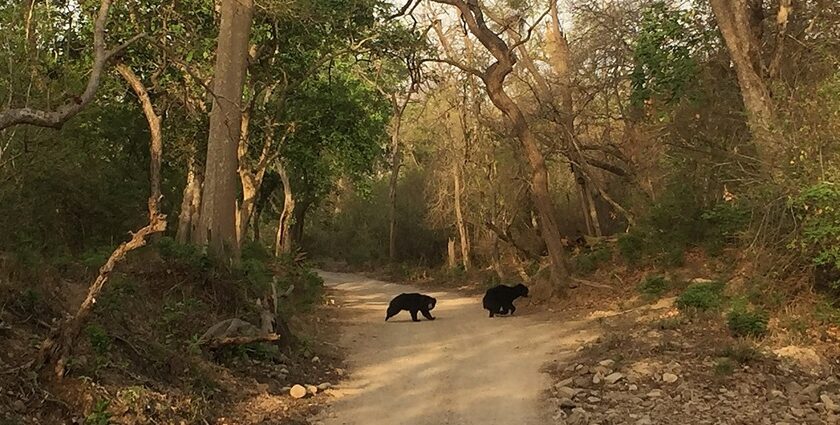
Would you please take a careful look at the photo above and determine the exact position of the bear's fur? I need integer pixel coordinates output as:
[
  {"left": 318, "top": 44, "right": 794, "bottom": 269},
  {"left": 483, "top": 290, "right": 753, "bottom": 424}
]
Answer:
[
  {"left": 385, "top": 293, "right": 437, "bottom": 322},
  {"left": 482, "top": 283, "right": 529, "bottom": 318}
]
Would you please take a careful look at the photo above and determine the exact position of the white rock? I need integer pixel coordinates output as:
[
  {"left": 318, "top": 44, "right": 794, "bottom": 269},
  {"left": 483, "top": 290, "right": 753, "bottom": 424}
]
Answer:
[
  {"left": 290, "top": 385, "right": 307, "bottom": 399},
  {"left": 647, "top": 389, "right": 663, "bottom": 398},
  {"left": 605, "top": 372, "right": 624, "bottom": 384},
  {"left": 821, "top": 394, "right": 840, "bottom": 413},
  {"left": 318, "top": 382, "right": 332, "bottom": 391},
  {"left": 628, "top": 384, "right": 638, "bottom": 391},
  {"left": 662, "top": 373, "right": 679, "bottom": 383},
  {"left": 306, "top": 384, "right": 319, "bottom": 395},
  {"left": 592, "top": 373, "right": 602, "bottom": 385},
  {"left": 599, "top": 359, "right": 616, "bottom": 367}
]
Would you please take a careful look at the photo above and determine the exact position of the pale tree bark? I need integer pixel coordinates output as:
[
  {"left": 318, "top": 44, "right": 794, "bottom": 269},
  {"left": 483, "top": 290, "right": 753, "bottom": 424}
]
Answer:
[
  {"left": 452, "top": 162, "right": 470, "bottom": 271},
  {"left": 431, "top": 0, "right": 570, "bottom": 288},
  {"left": 34, "top": 64, "right": 166, "bottom": 379},
  {"left": 274, "top": 159, "right": 295, "bottom": 256},
  {"left": 709, "top": 0, "right": 782, "bottom": 170},
  {"left": 236, "top": 110, "right": 274, "bottom": 245},
  {"left": 196, "top": 0, "right": 254, "bottom": 264},
  {"left": 0, "top": 0, "right": 144, "bottom": 131},
  {"left": 447, "top": 237, "right": 456, "bottom": 269},
  {"left": 177, "top": 158, "right": 203, "bottom": 244},
  {"left": 544, "top": 4, "right": 603, "bottom": 237},
  {"left": 387, "top": 96, "right": 406, "bottom": 262}
]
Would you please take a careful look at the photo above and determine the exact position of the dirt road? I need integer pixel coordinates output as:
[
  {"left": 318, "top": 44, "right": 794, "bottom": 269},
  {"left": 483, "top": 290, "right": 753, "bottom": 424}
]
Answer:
[{"left": 314, "top": 271, "right": 598, "bottom": 425}]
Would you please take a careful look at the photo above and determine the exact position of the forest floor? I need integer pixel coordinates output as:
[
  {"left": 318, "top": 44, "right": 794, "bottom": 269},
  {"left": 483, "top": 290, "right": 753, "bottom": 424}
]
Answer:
[{"left": 311, "top": 266, "right": 840, "bottom": 425}]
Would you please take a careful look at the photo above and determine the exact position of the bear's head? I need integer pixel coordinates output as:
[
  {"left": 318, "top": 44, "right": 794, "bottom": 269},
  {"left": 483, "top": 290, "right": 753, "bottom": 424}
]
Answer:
[
  {"left": 425, "top": 296, "right": 437, "bottom": 310},
  {"left": 514, "top": 283, "right": 529, "bottom": 298}
]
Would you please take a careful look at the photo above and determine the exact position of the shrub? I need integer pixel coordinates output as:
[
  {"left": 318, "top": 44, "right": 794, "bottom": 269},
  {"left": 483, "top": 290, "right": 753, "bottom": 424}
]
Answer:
[
  {"left": 155, "top": 236, "right": 209, "bottom": 269},
  {"left": 719, "top": 341, "right": 761, "bottom": 363},
  {"left": 573, "top": 247, "right": 612, "bottom": 274},
  {"left": 618, "top": 232, "right": 645, "bottom": 264},
  {"left": 726, "top": 304, "right": 769, "bottom": 337},
  {"left": 791, "top": 182, "right": 840, "bottom": 290},
  {"left": 637, "top": 275, "right": 669, "bottom": 298},
  {"left": 676, "top": 281, "right": 725, "bottom": 312},
  {"left": 85, "top": 324, "right": 111, "bottom": 356}
]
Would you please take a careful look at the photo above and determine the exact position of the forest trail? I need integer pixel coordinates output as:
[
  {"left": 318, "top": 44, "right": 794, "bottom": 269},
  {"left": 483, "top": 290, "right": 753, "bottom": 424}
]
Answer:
[{"left": 313, "top": 271, "right": 599, "bottom": 425}]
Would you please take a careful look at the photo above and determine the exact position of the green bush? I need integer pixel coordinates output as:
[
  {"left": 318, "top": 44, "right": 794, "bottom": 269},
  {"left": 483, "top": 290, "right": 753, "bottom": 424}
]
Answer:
[
  {"left": 618, "top": 232, "right": 645, "bottom": 264},
  {"left": 155, "top": 236, "right": 209, "bottom": 269},
  {"left": 726, "top": 304, "right": 769, "bottom": 337},
  {"left": 791, "top": 182, "right": 840, "bottom": 289},
  {"left": 676, "top": 281, "right": 725, "bottom": 312},
  {"left": 85, "top": 324, "right": 111, "bottom": 356},
  {"left": 573, "top": 247, "right": 612, "bottom": 274},
  {"left": 637, "top": 275, "right": 669, "bottom": 299}
]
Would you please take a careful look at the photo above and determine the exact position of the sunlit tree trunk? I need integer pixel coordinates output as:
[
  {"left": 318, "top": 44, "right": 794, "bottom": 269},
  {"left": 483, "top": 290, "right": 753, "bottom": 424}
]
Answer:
[
  {"left": 196, "top": 0, "right": 254, "bottom": 264},
  {"left": 432, "top": 0, "right": 570, "bottom": 287},
  {"left": 709, "top": 0, "right": 782, "bottom": 170},
  {"left": 453, "top": 162, "right": 470, "bottom": 271},
  {"left": 274, "top": 159, "right": 295, "bottom": 256},
  {"left": 177, "top": 158, "right": 203, "bottom": 244}
]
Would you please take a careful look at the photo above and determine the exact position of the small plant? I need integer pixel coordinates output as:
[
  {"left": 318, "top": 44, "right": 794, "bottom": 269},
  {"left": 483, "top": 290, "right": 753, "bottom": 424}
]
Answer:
[
  {"left": 654, "top": 316, "right": 684, "bottom": 330},
  {"left": 618, "top": 232, "right": 645, "bottom": 264},
  {"left": 713, "top": 357, "right": 735, "bottom": 376},
  {"left": 574, "top": 247, "right": 612, "bottom": 274},
  {"left": 637, "top": 275, "right": 669, "bottom": 299},
  {"left": 85, "top": 399, "right": 111, "bottom": 425},
  {"left": 85, "top": 324, "right": 111, "bottom": 356},
  {"left": 726, "top": 304, "right": 769, "bottom": 337},
  {"left": 719, "top": 341, "right": 761, "bottom": 364},
  {"left": 676, "top": 281, "right": 725, "bottom": 312}
]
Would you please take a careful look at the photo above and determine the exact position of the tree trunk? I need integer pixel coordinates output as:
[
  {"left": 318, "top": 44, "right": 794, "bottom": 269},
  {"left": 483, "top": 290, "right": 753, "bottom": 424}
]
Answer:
[
  {"left": 709, "top": 0, "right": 781, "bottom": 170},
  {"left": 453, "top": 163, "right": 470, "bottom": 271},
  {"left": 388, "top": 111, "right": 402, "bottom": 262},
  {"left": 35, "top": 64, "right": 167, "bottom": 379},
  {"left": 177, "top": 159, "right": 202, "bottom": 244},
  {"left": 196, "top": 0, "right": 254, "bottom": 264},
  {"left": 274, "top": 160, "right": 295, "bottom": 256},
  {"left": 447, "top": 237, "right": 456, "bottom": 269},
  {"left": 253, "top": 204, "right": 262, "bottom": 242},
  {"left": 432, "top": 0, "right": 570, "bottom": 287}
]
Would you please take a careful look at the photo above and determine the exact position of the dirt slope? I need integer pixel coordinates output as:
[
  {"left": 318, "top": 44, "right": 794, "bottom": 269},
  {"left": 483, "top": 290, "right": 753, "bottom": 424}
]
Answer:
[{"left": 313, "top": 271, "right": 598, "bottom": 425}]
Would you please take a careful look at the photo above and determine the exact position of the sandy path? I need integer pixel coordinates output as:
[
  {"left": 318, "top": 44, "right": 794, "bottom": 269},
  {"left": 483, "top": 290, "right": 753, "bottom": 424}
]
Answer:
[{"left": 314, "top": 271, "right": 597, "bottom": 425}]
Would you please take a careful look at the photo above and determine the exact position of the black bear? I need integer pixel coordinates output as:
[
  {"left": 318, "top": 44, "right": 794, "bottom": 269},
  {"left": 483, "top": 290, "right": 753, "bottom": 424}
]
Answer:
[
  {"left": 385, "top": 293, "right": 437, "bottom": 322},
  {"left": 482, "top": 283, "right": 529, "bottom": 318}
]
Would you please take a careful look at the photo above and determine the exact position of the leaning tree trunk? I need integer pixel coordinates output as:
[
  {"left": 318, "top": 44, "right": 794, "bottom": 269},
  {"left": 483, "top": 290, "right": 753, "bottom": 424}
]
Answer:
[
  {"left": 196, "top": 0, "right": 254, "bottom": 264},
  {"left": 709, "top": 0, "right": 781, "bottom": 171},
  {"left": 388, "top": 123, "right": 402, "bottom": 262},
  {"left": 177, "top": 158, "right": 202, "bottom": 244},
  {"left": 34, "top": 64, "right": 166, "bottom": 379},
  {"left": 432, "top": 0, "right": 570, "bottom": 287},
  {"left": 453, "top": 162, "right": 470, "bottom": 271},
  {"left": 546, "top": 2, "right": 602, "bottom": 237},
  {"left": 274, "top": 159, "right": 296, "bottom": 256}
]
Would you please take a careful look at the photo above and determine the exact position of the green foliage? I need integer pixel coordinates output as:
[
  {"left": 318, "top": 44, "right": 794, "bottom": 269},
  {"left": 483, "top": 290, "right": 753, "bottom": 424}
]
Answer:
[
  {"left": 630, "top": 1, "right": 706, "bottom": 107},
  {"left": 726, "top": 303, "right": 769, "bottom": 337},
  {"left": 573, "top": 247, "right": 612, "bottom": 274},
  {"left": 85, "top": 400, "right": 111, "bottom": 425},
  {"left": 617, "top": 232, "right": 644, "bottom": 264},
  {"left": 85, "top": 325, "right": 111, "bottom": 357},
  {"left": 676, "top": 281, "right": 725, "bottom": 312},
  {"left": 637, "top": 275, "right": 669, "bottom": 299},
  {"left": 790, "top": 182, "right": 840, "bottom": 288},
  {"left": 719, "top": 342, "right": 761, "bottom": 364},
  {"left": 156, "top": 237, "right": 210, "bottom": 270},
  {"left": 713, "top": 357, "right": 735, "bottom": 376}
]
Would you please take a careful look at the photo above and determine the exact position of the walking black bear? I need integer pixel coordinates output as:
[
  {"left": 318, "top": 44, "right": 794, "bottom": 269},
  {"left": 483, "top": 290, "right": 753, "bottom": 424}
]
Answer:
[
  {"left": 385, "top": 293, "right": 437, "bottom": 322},
  {"left": 482, "top": 283, "right": 529, "bottom": 318}
]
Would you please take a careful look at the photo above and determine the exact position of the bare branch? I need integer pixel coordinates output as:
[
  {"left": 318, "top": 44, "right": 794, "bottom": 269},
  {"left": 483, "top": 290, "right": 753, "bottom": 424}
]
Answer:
[{"left": 0, "top": 0, "right": 146, "bottom": 131}]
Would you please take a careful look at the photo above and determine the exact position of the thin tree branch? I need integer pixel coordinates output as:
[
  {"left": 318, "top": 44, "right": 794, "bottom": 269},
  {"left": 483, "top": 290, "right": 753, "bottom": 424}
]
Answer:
[{"left": 0, "top": 0, "right": 145, "bottom": 131}]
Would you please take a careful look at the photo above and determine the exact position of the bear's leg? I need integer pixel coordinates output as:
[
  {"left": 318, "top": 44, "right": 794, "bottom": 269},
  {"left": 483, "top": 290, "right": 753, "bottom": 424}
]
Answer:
[
  {"left": 509, "top": 304, "right": 516, "bottom": 315},
  {"left": 410, "top": 309, "right": 420, "bottom": 322},
  {"left": 420, "top": 309, "right": 435, "bottom": 320}
]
